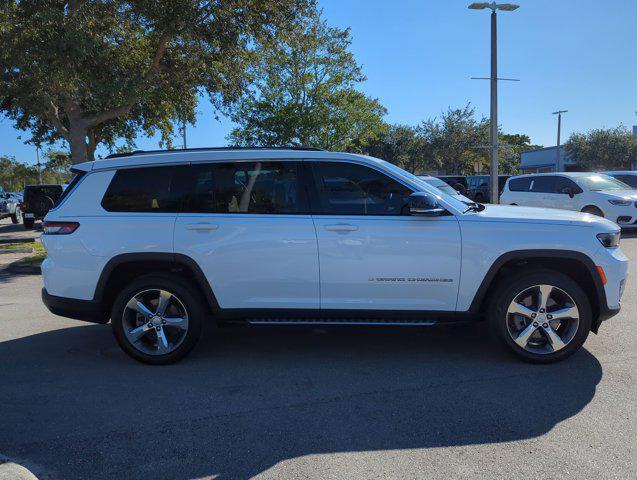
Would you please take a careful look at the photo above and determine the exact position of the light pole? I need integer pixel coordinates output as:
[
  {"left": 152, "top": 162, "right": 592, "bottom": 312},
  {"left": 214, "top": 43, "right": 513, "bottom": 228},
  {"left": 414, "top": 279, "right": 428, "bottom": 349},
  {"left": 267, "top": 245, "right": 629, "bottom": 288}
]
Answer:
[
  {"left": 35, "top": 147, "right": 43, "bottom": 184},
  {"left": 552, "top": 110, "right": 567, "bottom": 172},
  {"left": 469, "top": 2, "right": 519, "bottom": 203}
]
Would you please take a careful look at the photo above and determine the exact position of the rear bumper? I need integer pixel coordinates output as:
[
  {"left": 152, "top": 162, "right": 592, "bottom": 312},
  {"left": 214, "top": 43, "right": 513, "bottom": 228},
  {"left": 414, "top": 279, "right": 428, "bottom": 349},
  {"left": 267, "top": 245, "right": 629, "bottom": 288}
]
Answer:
[{"left": 41, "top": 288, "right": 108, "bottom": 324}]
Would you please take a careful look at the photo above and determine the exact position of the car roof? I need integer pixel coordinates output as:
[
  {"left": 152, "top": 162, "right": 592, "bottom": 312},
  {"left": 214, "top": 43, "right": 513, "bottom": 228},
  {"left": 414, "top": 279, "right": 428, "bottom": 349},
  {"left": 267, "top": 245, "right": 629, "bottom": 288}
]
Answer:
[
  {"left": 507, "top": 172, "right": 612, "bottom": 179},
  {"left": 74, "top": 148, "right": 385, "bottom": 172},
  {"left": 604, "top": 171, "right": 637, "bottom": 175}
]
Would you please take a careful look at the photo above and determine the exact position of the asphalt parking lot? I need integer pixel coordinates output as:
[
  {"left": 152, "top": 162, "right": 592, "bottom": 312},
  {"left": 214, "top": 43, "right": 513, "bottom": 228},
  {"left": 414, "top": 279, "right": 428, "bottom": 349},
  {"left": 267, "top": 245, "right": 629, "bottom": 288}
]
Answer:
[{"left": 0, "top": 235, "right": 635, "bottom": 479}]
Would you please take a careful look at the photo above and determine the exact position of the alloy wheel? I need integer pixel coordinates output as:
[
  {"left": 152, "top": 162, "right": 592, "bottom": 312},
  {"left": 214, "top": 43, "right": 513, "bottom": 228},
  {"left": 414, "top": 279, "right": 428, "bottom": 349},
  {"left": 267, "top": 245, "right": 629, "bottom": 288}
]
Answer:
[
  {"left": 506, "top": 284, "right": 580, "bottom": 354},
  {"left": 122, "top": 289, "right": 189, "bottom": 356}
]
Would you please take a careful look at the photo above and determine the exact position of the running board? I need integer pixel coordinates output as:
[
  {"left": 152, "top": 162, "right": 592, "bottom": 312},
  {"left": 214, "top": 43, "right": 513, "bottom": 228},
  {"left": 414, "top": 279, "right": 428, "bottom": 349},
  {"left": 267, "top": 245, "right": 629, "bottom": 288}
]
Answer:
[{"left": 246, "top": 319, "right": 439, "bottom": 326}]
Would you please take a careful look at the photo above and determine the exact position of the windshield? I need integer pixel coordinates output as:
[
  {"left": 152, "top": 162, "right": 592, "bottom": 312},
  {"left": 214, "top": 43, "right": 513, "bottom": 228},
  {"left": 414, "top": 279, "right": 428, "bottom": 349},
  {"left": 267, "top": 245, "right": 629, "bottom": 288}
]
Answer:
[
  {"left": 419, "top": 177, "right": 458, "bottom": 195},
  {"left": 575, "top": 174, "right": 633, "bottom": 191}
]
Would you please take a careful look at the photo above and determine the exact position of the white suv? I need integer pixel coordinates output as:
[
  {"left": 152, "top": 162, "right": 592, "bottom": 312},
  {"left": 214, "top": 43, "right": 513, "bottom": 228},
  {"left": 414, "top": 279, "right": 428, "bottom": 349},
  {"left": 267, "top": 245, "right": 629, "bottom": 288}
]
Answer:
[
  {"left": 500, "top": 172, "right": 637, "bottom": 227},
  {"left": 41, "top": 148, "right": 628, "bottom": 364}
]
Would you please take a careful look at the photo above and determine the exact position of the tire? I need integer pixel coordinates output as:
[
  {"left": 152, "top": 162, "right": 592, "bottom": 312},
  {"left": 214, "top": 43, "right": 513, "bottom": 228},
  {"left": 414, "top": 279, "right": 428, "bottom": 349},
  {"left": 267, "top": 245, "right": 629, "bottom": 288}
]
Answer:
[
  {"left": 111, "top": 274, "right": 205, "bottom": 365},
  {"left": 23, "top": 217, "right": 34, "bottom": 229},
  {"left": 453, "top": 183, "right": 467, "bottom": 195},
  {"left": 487, "top": 268, "right": 592, "bottom": 363},
  {"left": 582, "top": 206, "right": 604, "bottom": 217},
  {"left": 474, "top": 193, "right": 485, "bottom": 203},
  {"left": 10, "top": 208, "right": 21, "bottom": 224}
]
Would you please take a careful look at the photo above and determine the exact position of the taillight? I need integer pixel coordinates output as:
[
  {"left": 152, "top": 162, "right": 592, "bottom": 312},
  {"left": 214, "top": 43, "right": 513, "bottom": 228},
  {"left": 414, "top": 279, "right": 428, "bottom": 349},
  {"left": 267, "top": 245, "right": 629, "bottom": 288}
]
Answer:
[{"left": 42, "top": 221, "right": 80, "bottom": 235}]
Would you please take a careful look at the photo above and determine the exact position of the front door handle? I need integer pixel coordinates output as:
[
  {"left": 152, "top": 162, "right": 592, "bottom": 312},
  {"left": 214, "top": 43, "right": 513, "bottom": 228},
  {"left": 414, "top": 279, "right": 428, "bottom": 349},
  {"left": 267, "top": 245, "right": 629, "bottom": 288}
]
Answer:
[
  {"left": 324, "top": 223, "right": 358, "bottom": 232},
  {"left": 185, "top": 223, "right": 219, "bottom": 231}
]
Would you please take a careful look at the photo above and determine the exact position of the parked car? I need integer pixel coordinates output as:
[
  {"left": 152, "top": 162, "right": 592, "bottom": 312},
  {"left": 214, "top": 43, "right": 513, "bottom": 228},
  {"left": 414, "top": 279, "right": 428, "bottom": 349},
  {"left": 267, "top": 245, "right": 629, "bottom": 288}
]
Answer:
[
  {"left": 21, "top": 184, "right": 64, "bottom": 229},
  {"left": 0, "top": 189, "right": 23, "bottom": 224},
  {"left": 41, "top": 147, "right": 626, "bottom": 365},
  {"left": 605, "top": 171, "right": 637, "bottom": 189},
  {"left": 467, "top": 175, "right": 511, "bottom": 203},
  {"left": 417, "top": 175, "right": 472, "bottom": 203},
  {"left": 500, "top": 172, "right": 637, "bottom": 227},
  {"left": 436, "top": 175, "right": 469, "bottom": 196}
]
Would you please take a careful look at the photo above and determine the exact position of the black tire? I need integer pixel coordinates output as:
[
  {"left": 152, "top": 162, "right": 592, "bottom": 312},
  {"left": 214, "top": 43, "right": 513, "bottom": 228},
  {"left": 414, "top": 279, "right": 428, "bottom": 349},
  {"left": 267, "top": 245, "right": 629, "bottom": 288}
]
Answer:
[
  {"left": 474, "top": 193, "right": 485, "bottom": 203},
  {"left": 453, "top": 183, "right": 467, "bottom": 195},
  {"left": 581, "top": 206, "right": 604, "bottom": 217},
  {"left": 487, "top": 268, "right": 592, "bottom": 364},
  {"left": 10, "top": 209, "right": 21, "bottom": 224},
  {"left": 111, "top": 274, "right": 205, "bottom": 365},
  {"left": 23, "top": 217, "right": 34, "bottom": 229}
]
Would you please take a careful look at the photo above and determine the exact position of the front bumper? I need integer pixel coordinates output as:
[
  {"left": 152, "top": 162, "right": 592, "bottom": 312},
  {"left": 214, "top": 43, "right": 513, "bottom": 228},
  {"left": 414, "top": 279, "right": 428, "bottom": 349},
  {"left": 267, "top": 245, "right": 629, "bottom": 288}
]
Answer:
[{"left": 41, "top": 288, "right": 108, "bottom": 324}]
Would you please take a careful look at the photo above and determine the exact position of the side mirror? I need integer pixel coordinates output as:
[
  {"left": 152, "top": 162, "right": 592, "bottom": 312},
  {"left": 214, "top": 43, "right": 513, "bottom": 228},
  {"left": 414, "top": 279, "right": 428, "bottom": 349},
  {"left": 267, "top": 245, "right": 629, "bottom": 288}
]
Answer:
[
  {"left": 409, "top": 192, "right": 445, "bottom": 216},
  {"left": 560, "top": 186, "right": 575, "bottom": 198}
]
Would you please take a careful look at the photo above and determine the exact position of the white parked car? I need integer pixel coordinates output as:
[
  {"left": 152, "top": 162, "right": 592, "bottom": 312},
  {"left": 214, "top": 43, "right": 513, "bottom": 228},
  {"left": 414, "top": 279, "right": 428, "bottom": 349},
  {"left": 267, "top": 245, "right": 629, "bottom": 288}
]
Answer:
[
  {"left": 501, "top": 172, "right": 637, "bottom": 227},
  {"left": 41, "top": 148, "right": 627, "bottom": 364},
  {"left": 417, "top": 175, "right": 472, "bottom": 203}
]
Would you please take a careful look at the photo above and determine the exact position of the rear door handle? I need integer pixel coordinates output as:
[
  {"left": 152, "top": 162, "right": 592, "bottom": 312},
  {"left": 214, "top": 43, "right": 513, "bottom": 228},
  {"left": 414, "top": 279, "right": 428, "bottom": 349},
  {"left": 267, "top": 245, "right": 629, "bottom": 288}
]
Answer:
[
  {"left": 185, "top": 223, "right": 219, "bottom": 231},
  {"left": 324, "top": 223, "right": 358, "bottom": 232}
]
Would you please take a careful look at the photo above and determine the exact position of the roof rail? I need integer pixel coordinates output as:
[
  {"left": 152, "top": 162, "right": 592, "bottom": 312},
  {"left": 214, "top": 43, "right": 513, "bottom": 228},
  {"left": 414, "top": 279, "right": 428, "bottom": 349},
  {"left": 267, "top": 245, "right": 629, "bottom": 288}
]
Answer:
[{"left": 104, "top": 146, "right": 325, "bottom": 159}]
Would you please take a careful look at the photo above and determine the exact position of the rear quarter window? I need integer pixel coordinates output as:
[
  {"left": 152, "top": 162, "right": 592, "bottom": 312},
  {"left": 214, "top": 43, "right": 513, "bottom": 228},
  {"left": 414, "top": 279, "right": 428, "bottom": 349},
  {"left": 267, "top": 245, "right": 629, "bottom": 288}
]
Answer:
[
  {"left": 508, "top": 177, "right": 532, "bottom": 192},
  {"left": 101, "top": 166, "right": 182, "bottom": 212}
]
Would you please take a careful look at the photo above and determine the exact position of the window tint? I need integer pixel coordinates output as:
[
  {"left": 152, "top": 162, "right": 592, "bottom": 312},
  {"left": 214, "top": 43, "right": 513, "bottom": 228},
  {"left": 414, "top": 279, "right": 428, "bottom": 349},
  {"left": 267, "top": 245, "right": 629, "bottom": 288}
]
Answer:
[
  {"left": 613, "top": 175, "right": 637, "bottom": 188},
  {"left": 508, "top": 177, "right": 532, "bottom": 192},
  {"left": 55, "top": 172, "right": 86, "bottom": 206},
  {"left": 554, "top": 176, "right": 581, "bottom": 194},
  {"left": 310, "top": 162, "right": 412, "bottom": 215},
  {"left": 101, "top": 166, "right": 181, "bottom": 212},
  {"left": 183, "top": 161, "right": 306, "bottom": 214},
  {"left": 530, "top": 176, "right": 557, "bottom": 193}
]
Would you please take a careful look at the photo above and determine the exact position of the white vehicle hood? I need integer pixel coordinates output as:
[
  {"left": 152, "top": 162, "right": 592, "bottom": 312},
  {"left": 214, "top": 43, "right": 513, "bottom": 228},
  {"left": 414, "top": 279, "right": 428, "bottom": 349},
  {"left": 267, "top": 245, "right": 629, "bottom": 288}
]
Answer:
[
  {"left": 591, "top": 190, "right": 637, "bottom": 200},
  {"left": 463, "top": 204, "right": 619, "bottom": 230}
]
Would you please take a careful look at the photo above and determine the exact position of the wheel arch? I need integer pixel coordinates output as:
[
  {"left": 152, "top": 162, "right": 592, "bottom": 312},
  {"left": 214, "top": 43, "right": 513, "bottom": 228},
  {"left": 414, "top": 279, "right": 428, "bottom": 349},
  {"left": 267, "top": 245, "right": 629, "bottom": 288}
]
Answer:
[
  {"left": 94, "top": 253, "right": 221, "bottom": 319},
  {"left": 469, "top": 249, "right": 607, "bottom": 332},
  {"left": 581, "top": 205, "right": 605, "bottom": 217}
]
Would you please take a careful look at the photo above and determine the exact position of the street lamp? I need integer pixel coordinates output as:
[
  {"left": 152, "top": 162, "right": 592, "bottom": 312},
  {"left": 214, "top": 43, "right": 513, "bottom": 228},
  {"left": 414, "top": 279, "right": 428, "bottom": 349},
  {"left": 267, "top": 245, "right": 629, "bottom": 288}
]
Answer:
[
  {"left": 552, "top": 110, "right": 568, "bottom": 172},
  {"left": 468, "top": 2, "right": 519, "bottom": 203}
]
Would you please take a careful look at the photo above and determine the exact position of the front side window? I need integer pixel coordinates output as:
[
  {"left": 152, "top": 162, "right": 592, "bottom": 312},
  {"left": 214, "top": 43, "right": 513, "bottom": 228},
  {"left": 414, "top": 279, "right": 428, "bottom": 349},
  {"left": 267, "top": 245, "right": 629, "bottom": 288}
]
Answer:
[
  {"left": 554, "top": 176, "right": 582, "bottom": 194},
  {"left": 310, "top": 162, "right": 412, "bottom": 215},
  {"left": 101, "top": 166, "right": 181, "bottom": 212},
  {"left": 183, "top": 161, "right": 306, "bottom": 214}
]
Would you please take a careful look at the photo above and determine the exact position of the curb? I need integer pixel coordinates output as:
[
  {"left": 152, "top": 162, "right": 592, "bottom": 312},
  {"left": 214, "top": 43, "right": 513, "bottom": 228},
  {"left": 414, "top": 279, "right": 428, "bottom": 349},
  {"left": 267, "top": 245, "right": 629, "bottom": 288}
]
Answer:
[
  {"left": 0, "top": 455, "right": 39, "bottom": 480},
  {"left": 0, "top": 238, "right": 36, "bottom": 245},
  {"left": 0, "top": 248, "right": 33, "bottom": 254}
]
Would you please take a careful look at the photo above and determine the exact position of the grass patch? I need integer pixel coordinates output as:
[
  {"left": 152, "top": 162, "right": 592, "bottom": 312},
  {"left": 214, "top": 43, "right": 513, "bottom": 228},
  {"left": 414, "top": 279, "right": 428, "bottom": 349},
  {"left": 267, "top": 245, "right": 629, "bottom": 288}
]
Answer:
[
  {"left": 0, "top": 241, "right": 35, "bottom": 251},
  {"left": 12, "top": 239, "right": 46, "bottom": 265}
]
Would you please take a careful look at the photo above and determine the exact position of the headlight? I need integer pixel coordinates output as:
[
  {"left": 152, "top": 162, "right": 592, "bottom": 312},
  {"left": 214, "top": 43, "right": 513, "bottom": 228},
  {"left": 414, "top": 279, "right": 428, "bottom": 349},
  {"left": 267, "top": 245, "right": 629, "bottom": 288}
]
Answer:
[
  {"left": 608, "top": 199, "right": 631, "bottom": 206},
  {"left": 597, "top": 232, "right": 621, "bottom": 248}
]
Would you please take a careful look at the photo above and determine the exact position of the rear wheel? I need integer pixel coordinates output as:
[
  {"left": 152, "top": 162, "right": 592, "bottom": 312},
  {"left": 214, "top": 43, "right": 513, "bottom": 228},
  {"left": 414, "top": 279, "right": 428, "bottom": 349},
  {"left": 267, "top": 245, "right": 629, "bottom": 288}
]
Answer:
[
  {"left": 474, "top": 193, "right": 485, "bottom": 203},
  {"left": 488, "top": 269, "right": 591, "bottom": 363},
  {"left": 10, "top": 208, "right": 21, "bottom": 224},
  {"left": 111, "top": 275, "right": 205, "bottom": 364}
]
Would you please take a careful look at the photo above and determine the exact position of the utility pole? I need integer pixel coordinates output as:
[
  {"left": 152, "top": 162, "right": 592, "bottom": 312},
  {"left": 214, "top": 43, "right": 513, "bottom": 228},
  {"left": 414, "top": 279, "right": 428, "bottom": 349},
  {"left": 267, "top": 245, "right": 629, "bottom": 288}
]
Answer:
[
  {"left": 553, "top": 110, "right": 568, "bottom": 172},
  {"left": 469, "top": 2, "right": 519, "bottom": 203},
  {"left": 181, "top": 122, "right": 187, "bottom": 149},
  {"left": 35, "top": 147, "right": 42, "bottom": 184}
]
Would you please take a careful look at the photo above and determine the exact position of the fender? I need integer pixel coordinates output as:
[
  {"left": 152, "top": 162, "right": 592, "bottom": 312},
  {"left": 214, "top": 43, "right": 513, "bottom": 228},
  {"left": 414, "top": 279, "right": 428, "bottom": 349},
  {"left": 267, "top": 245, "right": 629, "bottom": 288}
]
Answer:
[
  {"left": 468, "top": 249, "right": 608, "bottom": 322},
  {"left": 93, "top": 252, "right": 221, "bottom": 313}
]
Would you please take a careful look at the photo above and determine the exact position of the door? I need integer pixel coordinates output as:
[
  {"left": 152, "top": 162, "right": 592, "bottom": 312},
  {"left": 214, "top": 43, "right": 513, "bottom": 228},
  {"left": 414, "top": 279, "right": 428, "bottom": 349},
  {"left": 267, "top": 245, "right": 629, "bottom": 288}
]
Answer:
[
  {"left": 528, "top": 176, "right": 557, "bottom": 208},
  {"left": 308, "top": 161, "right": 461, "bottom": 312},
  {"left": 545, "top": 176, "right": 581, "bottom": 211},
  {"left": 173, "top": 161, "right": 320, "bottom": 310}
]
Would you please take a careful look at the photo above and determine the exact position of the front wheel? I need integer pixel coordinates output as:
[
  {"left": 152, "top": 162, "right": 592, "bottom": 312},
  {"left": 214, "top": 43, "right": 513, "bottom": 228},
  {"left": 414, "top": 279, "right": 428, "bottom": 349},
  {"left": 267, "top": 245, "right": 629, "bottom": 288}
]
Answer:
[
  {"left": 111, "top": 275, "right": 205, "bottom": 364},
  {"left": 488, "top": 269, "right": 592, "bottom": 363},
  {"left": 10, "top": 208, "right": 21, "bottom": 224}
]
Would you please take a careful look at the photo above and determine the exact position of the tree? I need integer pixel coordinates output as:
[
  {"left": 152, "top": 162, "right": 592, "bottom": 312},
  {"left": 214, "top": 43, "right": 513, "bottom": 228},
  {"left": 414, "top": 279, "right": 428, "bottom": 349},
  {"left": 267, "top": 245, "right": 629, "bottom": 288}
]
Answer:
[
  {"left": 0, "top": 152, "right": 73, "bottom": 191},
  {"left": 565, "top": 126, "right": 637, "bottom": 170},
  {"left": 361, "top": 124, "right": 434, "bottom": 174},
  {"left": 420, "top": 104, "right": 490, "bottom": 175},
  {"left": 228, "top": 8, "right": 387, "bottom": 150},
  {"left": 0, "top": 0, "right": 312, "bottom": 163}
]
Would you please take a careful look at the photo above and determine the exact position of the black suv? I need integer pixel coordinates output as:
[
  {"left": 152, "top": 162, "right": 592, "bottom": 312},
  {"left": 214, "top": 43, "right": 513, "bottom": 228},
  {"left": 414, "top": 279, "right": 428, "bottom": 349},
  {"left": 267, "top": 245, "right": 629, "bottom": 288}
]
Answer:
[
  {"left": 21, "top": 184, "right": 64, "bottom": 229},
  {"left": 467, "top": 175, "right": 511, "bottom": 203}
]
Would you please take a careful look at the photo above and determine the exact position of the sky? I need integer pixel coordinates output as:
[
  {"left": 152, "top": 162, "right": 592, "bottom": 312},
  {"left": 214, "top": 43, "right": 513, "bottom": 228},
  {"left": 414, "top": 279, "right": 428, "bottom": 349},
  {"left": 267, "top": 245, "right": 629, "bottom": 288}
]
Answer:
[{"left": 1, "top": 0, "right": 635, "bottom": 165}]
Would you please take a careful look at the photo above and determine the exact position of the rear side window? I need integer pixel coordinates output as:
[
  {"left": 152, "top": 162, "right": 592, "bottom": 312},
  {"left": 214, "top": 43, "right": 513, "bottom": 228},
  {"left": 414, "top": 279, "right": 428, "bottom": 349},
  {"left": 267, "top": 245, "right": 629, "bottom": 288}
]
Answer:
[
  {"left": 310, "top": 161, "right": 412, "bottom": 215},
  {"left": 508, "top": 177, "right": 532, "bottom": 192},
  {"left": 55, "top": 172, "right": 86, "bottom": 206},
  {"left": 183, "top": 161, "right": 307, "bottom": 214},
  {"left": 530, "top": 176, "right": 557, "bottom": 193},
  {"left": 101, "top": 166, "right": 181, "bottom": 212}
]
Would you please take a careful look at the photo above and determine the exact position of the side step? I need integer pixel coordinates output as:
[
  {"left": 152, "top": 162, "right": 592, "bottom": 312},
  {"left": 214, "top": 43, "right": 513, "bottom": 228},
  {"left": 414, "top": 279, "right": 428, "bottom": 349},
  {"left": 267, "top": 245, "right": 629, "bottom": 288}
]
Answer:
[{"left": 246, "top": 318, "right": 438, "bottom": 326}]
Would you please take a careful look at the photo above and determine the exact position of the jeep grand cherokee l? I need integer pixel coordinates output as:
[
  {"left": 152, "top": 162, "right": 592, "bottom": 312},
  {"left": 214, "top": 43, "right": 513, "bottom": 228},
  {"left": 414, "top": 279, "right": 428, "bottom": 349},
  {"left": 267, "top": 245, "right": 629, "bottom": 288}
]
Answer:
[{"left": 40, "top": 147, "right": 628, "bottom": 364}]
